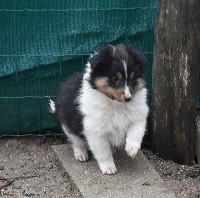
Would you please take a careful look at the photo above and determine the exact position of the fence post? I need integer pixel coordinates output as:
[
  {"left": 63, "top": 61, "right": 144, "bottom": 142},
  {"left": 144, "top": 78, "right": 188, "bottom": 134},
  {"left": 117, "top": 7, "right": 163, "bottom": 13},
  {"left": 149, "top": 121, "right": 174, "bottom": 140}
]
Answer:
[{"left": 152, "top": 0, "right": 200, "bottom": 164}]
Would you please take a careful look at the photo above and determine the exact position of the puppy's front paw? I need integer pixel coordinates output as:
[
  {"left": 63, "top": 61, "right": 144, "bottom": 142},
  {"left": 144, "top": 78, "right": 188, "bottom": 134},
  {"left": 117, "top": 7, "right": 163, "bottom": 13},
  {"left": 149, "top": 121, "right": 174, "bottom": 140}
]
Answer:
[
  {"left": 74, "top": 150, "right": 88, "bottom": 162},
  {"left": 100, "top": 164, "right": 117, "bottom": 175},
  {"left": 125, "top": 143, "right": 139, "bottom": 158}
]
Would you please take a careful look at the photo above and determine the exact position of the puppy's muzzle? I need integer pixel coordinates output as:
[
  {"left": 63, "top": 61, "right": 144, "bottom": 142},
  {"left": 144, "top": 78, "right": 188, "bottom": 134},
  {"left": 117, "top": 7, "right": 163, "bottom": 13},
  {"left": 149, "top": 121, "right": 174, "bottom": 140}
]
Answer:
[{"left": 124, "top": 97, "right": 132, "bottom": 102}]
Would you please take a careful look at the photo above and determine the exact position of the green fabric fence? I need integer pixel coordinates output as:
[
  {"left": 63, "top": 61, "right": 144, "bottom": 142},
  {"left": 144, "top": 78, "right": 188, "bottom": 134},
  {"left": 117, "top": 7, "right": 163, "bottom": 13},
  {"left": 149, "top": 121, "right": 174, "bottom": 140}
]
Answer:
[{"left": 2, "top": 0, "right": 197, "bottom": 136}]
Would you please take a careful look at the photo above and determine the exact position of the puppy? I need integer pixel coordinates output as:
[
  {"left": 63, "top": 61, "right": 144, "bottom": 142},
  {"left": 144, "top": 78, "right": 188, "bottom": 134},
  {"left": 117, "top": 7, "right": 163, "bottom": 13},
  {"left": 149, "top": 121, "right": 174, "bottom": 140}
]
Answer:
[{"left": 50, "top": 44, "right": 149, "bottom": 175}]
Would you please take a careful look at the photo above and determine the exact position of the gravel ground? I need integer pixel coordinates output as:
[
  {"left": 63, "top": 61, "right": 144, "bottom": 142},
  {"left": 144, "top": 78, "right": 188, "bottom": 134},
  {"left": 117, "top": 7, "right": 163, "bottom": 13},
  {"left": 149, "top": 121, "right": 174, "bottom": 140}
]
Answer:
[
  {"left": 0, "top": 136, "right": 199, "bottom": 198},
  {"left": 0, "top": 136, "right": 81, "bottom": 198},
  {"left": 143, "top": 149, "right": 200, "bottom": 198}
]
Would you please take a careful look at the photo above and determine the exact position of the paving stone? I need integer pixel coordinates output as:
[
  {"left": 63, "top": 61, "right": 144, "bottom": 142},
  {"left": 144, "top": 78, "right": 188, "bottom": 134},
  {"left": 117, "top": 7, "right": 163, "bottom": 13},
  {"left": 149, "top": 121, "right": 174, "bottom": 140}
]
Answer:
[{"left": 52, "top": 144, "right": 176, "bottom": 198}]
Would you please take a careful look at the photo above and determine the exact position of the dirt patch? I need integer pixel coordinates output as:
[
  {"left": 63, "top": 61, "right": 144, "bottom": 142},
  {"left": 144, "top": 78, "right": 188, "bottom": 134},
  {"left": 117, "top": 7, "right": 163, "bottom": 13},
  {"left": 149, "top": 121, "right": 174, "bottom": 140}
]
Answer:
[
  {"left": 143, "top": 149, "right": 200, "bottom": 198},
  {"left": 0, "top": 136, "right": 81, "bottom": 198},
  {"left": 0, "top": 136, "right": 200, "bottom": 197}
]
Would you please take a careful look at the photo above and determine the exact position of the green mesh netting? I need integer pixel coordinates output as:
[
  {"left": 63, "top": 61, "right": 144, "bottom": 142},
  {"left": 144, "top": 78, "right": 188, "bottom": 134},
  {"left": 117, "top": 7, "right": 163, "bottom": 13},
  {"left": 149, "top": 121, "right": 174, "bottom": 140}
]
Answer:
[{"left": 0, "top": 0, "right": 159, "bottom": 136}]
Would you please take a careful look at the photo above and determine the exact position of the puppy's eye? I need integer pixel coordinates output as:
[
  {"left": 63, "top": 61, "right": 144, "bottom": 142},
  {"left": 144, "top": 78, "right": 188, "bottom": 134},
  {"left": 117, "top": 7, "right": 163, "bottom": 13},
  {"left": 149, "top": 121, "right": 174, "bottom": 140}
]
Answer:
[{"left": 111, "top": 76, "right": 119, "bottom": 82}]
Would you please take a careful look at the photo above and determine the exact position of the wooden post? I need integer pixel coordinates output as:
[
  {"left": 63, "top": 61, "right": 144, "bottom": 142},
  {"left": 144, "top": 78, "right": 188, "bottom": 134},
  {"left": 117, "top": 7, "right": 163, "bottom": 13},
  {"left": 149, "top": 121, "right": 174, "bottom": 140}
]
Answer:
[{"left": 152, "top": 0, "right": 200, "bottom": 164}]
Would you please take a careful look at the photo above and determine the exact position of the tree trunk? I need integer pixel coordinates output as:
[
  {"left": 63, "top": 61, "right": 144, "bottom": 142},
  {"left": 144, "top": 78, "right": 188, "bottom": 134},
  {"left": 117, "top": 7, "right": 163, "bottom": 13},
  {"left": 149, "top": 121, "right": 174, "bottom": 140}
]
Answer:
[{"left": 152, "top": 0, "right": 200, "bottom": 165}]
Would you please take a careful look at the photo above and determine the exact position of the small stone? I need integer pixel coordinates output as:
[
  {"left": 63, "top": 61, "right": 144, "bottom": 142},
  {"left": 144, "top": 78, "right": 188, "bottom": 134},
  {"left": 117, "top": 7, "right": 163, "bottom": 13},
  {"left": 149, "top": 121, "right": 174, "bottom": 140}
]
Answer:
[
  {"left": 0, "top": 165, "right": 4, "bottom": 170},
  {"left": 12, "top": 184, "right": 22, "bottom": 189},
  {"left": 142, "top": 181, "right": 152, "bottom": 186},
  {"left": 25, "top": 192, "right": 35, "bottom": 197},
  {"left": 181, "top": 170, "right": 195, "bottom": 178}
]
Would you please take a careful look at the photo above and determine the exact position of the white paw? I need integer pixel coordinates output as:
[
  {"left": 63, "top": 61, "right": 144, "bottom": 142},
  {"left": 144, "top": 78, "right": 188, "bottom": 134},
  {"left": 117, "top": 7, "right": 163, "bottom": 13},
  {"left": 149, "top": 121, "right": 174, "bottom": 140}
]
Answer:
[
  {"left": 125, "top": 144, "right": 139, "bottom": 158},
  {"left": 100, "top": 164, "right": 117, "bottom": 175},
  {"left": 74, "top": 151, "right": 88, "bottom": 162}
]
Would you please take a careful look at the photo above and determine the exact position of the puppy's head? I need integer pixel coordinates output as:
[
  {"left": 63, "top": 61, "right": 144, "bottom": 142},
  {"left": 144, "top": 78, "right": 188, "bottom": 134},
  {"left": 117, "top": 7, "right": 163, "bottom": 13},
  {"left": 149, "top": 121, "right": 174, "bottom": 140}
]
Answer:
[{"left": 88, "top": 44, "right": 146, "bottom": 103}]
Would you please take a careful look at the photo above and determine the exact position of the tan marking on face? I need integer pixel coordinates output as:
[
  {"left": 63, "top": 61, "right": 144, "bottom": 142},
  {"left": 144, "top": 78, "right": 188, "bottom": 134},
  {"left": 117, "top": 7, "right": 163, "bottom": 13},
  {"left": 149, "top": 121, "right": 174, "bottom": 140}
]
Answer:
[
  {"left": 95, "top": 77, "right": 109, "bottom": 88},
  {"left": 95, "top": 77, "right": 125, "bottom": 102},
  {"left": 110, "top": 88, "right": 125, "bottom": 101},
  {"left": 130, "top": 72, "right": 134, "bottom": 79},
  {"left": 116, "top": 72, "right": 123, "bottom": 80},
  {"left": 95, "top": 77, "right": 113, "bottom": 98}
]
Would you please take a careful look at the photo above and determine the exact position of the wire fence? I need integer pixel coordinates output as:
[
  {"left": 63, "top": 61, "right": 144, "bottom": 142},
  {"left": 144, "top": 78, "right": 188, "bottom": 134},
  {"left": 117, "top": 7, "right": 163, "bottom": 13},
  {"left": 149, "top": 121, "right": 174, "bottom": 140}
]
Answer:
[{"left": 0, "top": 0, "right": 158, "bottom": 136}]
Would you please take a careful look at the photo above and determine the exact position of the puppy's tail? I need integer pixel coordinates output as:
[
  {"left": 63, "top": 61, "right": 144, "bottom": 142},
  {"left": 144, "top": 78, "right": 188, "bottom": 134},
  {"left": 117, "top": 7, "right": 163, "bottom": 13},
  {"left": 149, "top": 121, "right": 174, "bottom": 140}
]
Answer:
[{"left": 49, "top": 99, "right": 56, "bottom": 113}]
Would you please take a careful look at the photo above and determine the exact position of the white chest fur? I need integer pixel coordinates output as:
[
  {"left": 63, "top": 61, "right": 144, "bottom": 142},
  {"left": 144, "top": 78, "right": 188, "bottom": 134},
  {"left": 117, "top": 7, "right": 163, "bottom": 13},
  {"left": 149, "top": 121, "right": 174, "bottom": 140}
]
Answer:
[{"left": 78, "top": 80, "right": 149, "bottom": 147}]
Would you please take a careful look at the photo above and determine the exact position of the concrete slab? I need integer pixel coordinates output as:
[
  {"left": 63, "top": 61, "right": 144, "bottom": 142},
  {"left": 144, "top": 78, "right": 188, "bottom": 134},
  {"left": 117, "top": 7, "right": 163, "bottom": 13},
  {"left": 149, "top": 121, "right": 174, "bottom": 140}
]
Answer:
[{"left": 52, "top": 144, "right": 176, "bottom": 198}]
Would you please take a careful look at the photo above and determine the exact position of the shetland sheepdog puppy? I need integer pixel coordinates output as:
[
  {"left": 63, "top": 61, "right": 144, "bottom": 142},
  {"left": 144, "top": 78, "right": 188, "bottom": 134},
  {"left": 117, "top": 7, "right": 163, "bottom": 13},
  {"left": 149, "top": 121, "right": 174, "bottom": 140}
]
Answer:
[{"left": 50, "top": 44, "right": 149, "bottom": 175}]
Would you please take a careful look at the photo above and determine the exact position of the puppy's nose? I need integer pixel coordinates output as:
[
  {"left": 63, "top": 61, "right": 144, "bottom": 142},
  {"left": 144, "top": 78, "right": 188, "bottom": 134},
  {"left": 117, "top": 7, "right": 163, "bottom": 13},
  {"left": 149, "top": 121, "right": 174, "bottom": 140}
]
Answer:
[{"left": 124, "top": 97, "right": 131, "bottom": 102}]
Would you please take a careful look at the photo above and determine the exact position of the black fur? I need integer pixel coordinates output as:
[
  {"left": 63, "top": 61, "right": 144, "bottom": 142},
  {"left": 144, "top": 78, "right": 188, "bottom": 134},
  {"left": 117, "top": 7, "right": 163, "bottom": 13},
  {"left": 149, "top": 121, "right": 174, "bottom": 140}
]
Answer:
[
  {"left": 55, "top": 73, "right": 84, "bottom": 138},
  {"left": 125, "top": 45, "right": 146, "bottom": 78}
]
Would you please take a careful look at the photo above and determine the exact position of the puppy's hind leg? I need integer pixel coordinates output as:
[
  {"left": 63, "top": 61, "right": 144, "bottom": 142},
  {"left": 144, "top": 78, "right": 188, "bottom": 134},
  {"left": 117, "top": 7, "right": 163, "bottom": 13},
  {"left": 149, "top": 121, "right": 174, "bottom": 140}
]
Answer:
[{"left": 61, "top": 124, "right": 88, "bottom": 162}]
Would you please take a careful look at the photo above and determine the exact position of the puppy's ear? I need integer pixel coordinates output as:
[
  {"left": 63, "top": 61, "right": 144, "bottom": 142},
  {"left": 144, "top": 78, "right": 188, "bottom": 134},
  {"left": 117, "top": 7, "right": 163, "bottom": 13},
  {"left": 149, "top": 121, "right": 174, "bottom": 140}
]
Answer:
[
  {"left": 89, "top": 45, "right": 114, "bottom": 69},
  {"left": 126, "top": 46, "right": 146, "bottom": 77},
  {"left": 89, "top": 54, "right": 106, "bottom": 70}
]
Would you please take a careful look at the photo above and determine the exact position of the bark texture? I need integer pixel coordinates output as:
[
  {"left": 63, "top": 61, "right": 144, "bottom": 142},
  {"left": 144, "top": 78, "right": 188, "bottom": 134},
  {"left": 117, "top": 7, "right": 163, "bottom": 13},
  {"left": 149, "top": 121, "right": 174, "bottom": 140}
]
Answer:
[{"left": 152, "top": 0, "right": 200, "bottom": 164}]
